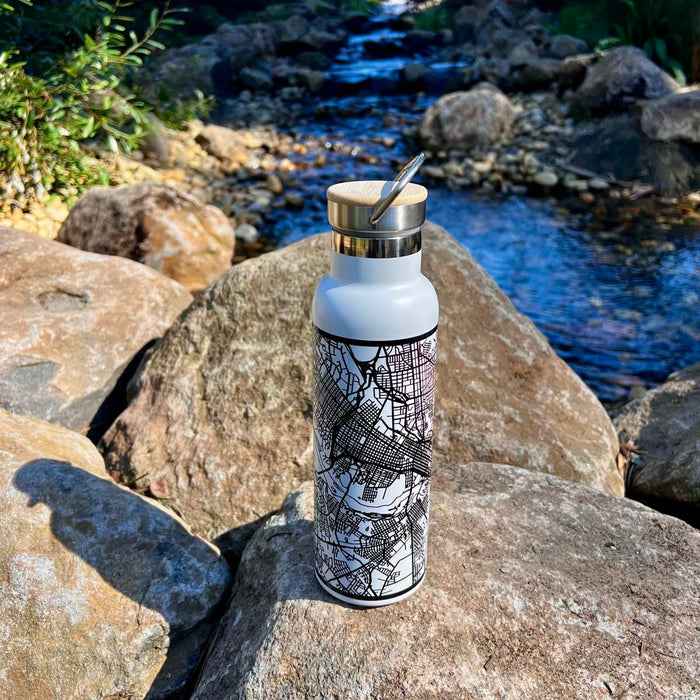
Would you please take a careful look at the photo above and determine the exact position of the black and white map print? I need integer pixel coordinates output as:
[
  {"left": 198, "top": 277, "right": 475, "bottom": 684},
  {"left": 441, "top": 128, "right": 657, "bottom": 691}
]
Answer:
[{"left": 313, "top": 325, "right": 437, "bottom": 601}]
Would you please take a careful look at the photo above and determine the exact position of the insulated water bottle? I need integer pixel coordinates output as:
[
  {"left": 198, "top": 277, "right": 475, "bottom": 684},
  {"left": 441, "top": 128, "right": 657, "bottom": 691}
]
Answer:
[{"left": 312, "top": 155, "right": 438, "bottom": 607}]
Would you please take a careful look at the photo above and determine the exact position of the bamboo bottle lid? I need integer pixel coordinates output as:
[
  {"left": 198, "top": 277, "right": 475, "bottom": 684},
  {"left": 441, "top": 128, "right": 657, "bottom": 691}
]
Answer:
[
  {"left": 327, "top": 181, "right": 427, "bottom": 207},
  {"left": 326, "top": 180, "right": 427, "bottom": 235}
]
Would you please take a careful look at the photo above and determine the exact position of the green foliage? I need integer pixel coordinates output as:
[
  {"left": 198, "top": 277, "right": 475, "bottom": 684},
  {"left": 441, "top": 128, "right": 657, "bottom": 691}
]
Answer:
[
  {"left": 557, "top": 0, "right": 697, "bottom": 83},
  {"left": 0, "top": 0, "right": 207, "bottom": 201},
  {"left": 155, "top": 88, "right": 215, "bottom": 128},
  {"left": 412, "top": 6, "right": 453, "bottom": 32}
]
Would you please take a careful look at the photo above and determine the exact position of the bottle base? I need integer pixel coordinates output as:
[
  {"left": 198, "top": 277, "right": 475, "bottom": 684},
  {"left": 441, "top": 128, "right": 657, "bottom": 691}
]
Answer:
[{"left": 315, "top": 570, "right": 425, "bottom": 607}]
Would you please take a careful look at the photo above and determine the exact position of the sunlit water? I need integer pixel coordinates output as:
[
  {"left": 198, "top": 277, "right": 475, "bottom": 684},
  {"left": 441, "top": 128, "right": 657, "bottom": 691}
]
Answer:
[{"left": 256, "top": 10, "right": 700, "bottom": 402}]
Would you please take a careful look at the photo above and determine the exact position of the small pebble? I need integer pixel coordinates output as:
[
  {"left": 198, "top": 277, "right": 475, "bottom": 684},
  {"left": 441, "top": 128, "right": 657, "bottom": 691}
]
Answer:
[
  {"left": 284, "top": 192, "right": 304, "bottom": 208},
  {"left": 588, "top": 178, "right": 610, "bottom": 191},
  {"left": 534, "top": 171, "right": 558, "bottom": 187},
  {"left": 235, "top": 223, "right": 259, "bottom": 243},
  {"left": 265, "top": 173, "right": 283, "bottom": 194}
]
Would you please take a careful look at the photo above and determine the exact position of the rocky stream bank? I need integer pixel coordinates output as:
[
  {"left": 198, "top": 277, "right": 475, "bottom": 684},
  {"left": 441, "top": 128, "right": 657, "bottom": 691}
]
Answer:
[{"left": 0, "top": 0, "right": 699, "bottom": 698}]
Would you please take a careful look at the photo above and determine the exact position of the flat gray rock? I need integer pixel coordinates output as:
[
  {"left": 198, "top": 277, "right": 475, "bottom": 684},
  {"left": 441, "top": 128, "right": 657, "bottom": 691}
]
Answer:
[
  {"left": 193, "top": 465, "right": 700, "bottom": 700},
  {"left": 0, "top": 228, "right": 192, "bottom": 432},
  {"left": 0, "top": 411, "right": 231, "bottom": 699}
]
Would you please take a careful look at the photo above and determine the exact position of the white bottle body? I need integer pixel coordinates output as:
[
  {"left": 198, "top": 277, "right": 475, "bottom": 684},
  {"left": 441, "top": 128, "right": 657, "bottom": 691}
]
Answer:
[
  {"left": 313, "top": 249, "right": 439, "bottom": 343},
  {"left": 312, "top": 248, "right": 438, "bottom": 607}
]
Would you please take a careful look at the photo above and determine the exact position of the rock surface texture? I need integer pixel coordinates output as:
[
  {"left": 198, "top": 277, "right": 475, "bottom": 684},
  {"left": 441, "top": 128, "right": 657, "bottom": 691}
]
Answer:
[
  {"left": 58, "top": 182, "right": 235, "bottom": 293},
  {"left": 641, "top": 90, "right": 700, "bottom": 144},
  {"left": 101, "top": 224, "right": 622, "bottom": 553},
  {"left": 616, "top": 362, "right": 700, "bottom": 514},
  {"left": 0, "top": 228, "right": 192, "bottom": 432},
  {"left": 571, "top": 46, "right": 679, "bottom": 118},
  {"left": 0, "top": 411, "right": 231, "bottom": 700},
  {"left": 570, "top": 114, "right": 700, "bottom": 194},
  {"left": 193, "top": 467, "right": 700, "bottom": 700},
  {"left": 419, "top": 84, "right": 514, "bottom": 150}
]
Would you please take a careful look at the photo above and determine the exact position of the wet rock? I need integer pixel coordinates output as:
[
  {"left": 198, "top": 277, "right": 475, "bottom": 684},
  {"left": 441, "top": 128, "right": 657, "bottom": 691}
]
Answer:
[
  {"left": 507, "top": 40, "right": 538, "bottom": 67},
  {"left": 389, "top": 12, "right": 415, "bottom": 31},
  {"left": 641, "top": 90, "right": 700, "bottom": 144},
  {"left": 403, "top": 29, "right": 435, "bottom": 52},
  {"left": 547, "top": 34, "right": 588, "bottom": 59},
  {"left": 569, "top": 114, "right": 700, "bottom": 194},
  {"left": 239, "top": 66, "right": 273, "bottom": 92},
  {"left": 0, "top": 228, "right": 191, "bottom": 433},
  {"left": 401, "top": 61, "right": 429, "bottom": 86},
  {"left": 454, "top": 0, "right": 513, "bottom": 44},
  {"left": 0, "top": 411, "right": 231, "bottom": 699},
  {"left": 296, "top": 50, "right": 332, "bottom": 71},
  {"left": 570, "top": 46, "right": 679, "bottom": 118},
  {"left": 274, "top": 64, "right": 326, "bottom": 93},
  {"left": 341, "top": 11, "right": 370, "bottom": 33},
  {"left": 216, "top": 21, "right": 278, "bottom": 69},
  {"left": 101, "top": 224, "right": 623, "bottom": 555},
  {"left": 193, "top": 468, "right": 700, "bottom": 699},
  {"left": 557, "top": 52, "right": 595, "bottom": 92},
  {"left": 519, "top": 57, "right": 562, "bottom": 91},
  {"left": 588, "top": 177, "right": 610, "bottom": 190},
  {"left": 419, "top": 84, "right": 515, "bottom": 150},
  {"left": 300, "top": 29, "right": 345, "bottom": 55},
  {"left": 58, "top": 183, "right": 235, "bottom": 293},
  {"left": 276, "top": 14, "right": 310, "bottom": 54},
  {"left": 265, "top": 173, "right": 284, "bottom": 194},
  {"left": 284, "top": 192, "right": 304, "bottom": 207},
  {"left": 294, "top": 67, "right": 326, "bottom": 94},
  {"left": 453, "top": 5, "right": 478, "bottom": 43},
  {"left": 477, "top": 56, "right": 512, "bottom": 90},
  {"left": 235, "top": 223, "right": 260, "bottom": 244},
  {"left": 145, "top": 41, "right": 231, "bottom": 97},
  {"left": 616, "top": 362, "right": 700, "bottom": 514},
  {"left": 533, "top": 170, "right": 558, "bottom": 187}
]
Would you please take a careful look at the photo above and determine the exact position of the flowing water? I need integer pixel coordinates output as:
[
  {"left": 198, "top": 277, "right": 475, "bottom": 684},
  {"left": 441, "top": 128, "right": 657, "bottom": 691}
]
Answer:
[{"left": 255, "top": 6, "right": 700, "bottom": 403}]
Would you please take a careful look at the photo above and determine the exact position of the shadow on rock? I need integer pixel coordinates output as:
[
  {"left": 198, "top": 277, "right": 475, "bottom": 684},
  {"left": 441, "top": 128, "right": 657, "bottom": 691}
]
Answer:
[
  {"left": 13, "top": 460, "right": 231, "bottom": 700},
  {"left": 190, "top": 505, "right": 357, "bottom": 698}
]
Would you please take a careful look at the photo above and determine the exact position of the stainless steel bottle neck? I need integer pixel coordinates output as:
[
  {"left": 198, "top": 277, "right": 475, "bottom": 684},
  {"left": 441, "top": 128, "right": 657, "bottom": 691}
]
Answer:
[
  {"left": 331, "top": 229, "right": 421, "bottom": 258},
  {"left": 328, "top": 199, "right": 425, "bottom": 259}
]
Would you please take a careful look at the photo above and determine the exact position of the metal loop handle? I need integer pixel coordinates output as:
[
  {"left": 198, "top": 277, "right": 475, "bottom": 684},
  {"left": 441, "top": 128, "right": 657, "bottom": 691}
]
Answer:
[{"left": 368, "top": 152, "right": 425, "bottom": 226}]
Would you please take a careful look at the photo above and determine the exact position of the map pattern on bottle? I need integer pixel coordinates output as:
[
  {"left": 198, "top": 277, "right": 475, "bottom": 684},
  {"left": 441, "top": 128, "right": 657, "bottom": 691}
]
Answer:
[{"left": 313, "top": 325, "right": 437, "bottom": 601}]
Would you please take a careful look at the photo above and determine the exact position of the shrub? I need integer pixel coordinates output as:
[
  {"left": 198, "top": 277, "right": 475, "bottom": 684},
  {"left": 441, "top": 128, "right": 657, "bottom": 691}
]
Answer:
[
  {"left": 558, "top": 0, "right": 699, "bottom": 84},
  {"left": 0, "top": 0, "right": 199, "bottom": 202}
]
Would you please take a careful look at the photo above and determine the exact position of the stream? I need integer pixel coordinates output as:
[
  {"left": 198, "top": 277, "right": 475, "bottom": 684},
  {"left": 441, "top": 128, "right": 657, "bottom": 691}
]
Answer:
[{"left": 234, "top": 4, "right": 700, "bottom": 403}]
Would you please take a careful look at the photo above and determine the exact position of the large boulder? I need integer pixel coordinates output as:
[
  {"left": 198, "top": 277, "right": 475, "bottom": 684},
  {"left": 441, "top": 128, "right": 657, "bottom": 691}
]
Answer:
[
  {"left": 419, "top": 84, "right": 514, "bottom": 150},
  {"left": 101, "top": 224, "right": 622, "bottom": 556},
  {"left": 192, "top": 467, "right": 700, "bottom": 699},
  {"left": 570, "top": 46, "right": 679, "bottom": 118},
  {"left": 568, "top": 114, "right": 700, "bottom": 194},
  {"left": 616, "top": 362, "right": 700, "bottom": 517},
  {"left": 0, "top": 411, "right": 231, "bottom": 699},
  {"left": 641, "top": 89, "right": 700, "bottom": 144},
  {"left": 0, "top": 228, "right": 191, "bottom": 433},
  {"left": 58, "top": 183, "right": 235, "bottom": 293}
]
